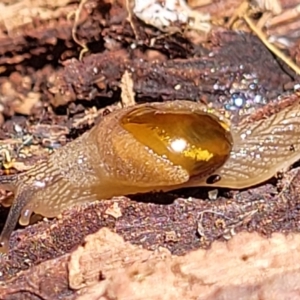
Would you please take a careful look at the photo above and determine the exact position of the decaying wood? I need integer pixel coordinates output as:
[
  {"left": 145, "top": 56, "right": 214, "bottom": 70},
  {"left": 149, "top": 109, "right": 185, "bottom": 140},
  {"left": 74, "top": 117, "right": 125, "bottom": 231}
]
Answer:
[
  {"left": 1, "top": 0, "right": 300, "bottom": 299},
  {"left": 48, "top": 30, "right": 297, "bottom": 108},
  {"left": 2, "top": 228, "right": 300, "bottom": 299}
]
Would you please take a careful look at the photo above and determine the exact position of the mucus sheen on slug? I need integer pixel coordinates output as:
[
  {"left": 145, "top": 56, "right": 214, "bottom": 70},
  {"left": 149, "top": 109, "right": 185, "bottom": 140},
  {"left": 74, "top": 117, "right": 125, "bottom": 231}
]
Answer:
[
  {"left": 2, "top": 99, "right": 300, "bottom": 253},
  {"left": 0, "top": 101, "right": 232, "bottom": 253}
]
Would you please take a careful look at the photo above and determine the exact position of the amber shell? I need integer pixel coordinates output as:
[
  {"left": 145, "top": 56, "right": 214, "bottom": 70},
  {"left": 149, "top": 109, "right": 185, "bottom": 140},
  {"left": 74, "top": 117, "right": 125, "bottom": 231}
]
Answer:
[{"left": 121, "top": 104, "right": 233, "bottom": 179}]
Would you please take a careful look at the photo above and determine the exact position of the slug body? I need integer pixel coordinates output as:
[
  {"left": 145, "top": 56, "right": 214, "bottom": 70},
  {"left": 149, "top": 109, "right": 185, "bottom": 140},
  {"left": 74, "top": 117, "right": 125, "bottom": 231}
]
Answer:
[{"left": 1, "top": 100, "right": 300, "bottom": 252}]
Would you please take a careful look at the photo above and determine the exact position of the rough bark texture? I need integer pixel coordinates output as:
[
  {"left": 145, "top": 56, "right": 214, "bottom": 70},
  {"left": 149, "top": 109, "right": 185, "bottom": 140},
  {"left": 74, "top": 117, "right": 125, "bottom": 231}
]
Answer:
[{"left": 2, "top": 228, "right": 300, "bottom": 299}]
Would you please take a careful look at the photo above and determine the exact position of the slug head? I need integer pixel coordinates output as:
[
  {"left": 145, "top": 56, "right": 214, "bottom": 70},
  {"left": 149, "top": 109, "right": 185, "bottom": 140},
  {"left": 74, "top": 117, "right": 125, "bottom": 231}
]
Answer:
[{"left": 120, "top": 105, "right": 233, "bottom": 179}]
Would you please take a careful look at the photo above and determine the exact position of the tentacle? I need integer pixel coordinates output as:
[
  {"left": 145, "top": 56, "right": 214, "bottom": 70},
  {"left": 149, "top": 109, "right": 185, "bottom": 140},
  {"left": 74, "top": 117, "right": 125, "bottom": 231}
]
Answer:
[{"left": 0, "top": 188, "right": 33, "bottom": 254}]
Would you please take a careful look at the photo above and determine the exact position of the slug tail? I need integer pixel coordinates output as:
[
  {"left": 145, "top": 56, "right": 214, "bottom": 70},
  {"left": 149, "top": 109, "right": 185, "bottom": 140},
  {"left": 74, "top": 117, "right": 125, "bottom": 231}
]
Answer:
[{"left": 0, "top": 188, "right": 32, "bottom": 254}]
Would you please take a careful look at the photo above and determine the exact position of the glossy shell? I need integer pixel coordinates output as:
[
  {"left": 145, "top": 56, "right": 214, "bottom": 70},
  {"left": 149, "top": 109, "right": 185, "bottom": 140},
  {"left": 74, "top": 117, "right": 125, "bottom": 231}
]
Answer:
[{"left": 120, "top": 104, "right": 233, "bottom": 179}]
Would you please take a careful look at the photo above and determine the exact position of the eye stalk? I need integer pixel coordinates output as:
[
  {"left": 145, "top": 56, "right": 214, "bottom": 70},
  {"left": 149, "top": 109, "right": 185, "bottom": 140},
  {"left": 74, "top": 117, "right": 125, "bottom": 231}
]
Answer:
[{"left": 121, "top": 106, "right": 233, "bottom": 179}]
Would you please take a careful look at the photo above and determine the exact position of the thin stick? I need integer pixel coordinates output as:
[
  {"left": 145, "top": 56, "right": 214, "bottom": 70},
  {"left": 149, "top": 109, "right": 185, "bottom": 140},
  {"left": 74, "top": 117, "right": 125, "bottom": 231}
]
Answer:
[
  {"left": 69, "top": 0, "right": 89, "bottom": 61},
  {"left": 243, "top": 14, "right": 300, "bottom": 75}
]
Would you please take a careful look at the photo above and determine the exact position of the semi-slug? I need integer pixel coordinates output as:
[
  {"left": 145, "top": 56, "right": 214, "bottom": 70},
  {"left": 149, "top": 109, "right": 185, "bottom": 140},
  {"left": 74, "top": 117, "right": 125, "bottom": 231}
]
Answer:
[{"left": 1, "top": 99, "right": 300, "bottom": 253}]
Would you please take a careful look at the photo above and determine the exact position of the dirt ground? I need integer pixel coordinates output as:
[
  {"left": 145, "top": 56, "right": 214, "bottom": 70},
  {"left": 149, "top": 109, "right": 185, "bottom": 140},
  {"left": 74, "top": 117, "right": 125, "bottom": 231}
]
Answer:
[{"left": 1, "top": 0, "right": 300, "bottom": 299}]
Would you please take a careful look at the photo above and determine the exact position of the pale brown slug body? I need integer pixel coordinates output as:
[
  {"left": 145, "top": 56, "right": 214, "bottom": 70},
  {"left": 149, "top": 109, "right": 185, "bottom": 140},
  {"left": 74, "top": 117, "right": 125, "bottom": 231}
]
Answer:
[{"left": 1, "top": 99, "right": 300, "bottom": 253}]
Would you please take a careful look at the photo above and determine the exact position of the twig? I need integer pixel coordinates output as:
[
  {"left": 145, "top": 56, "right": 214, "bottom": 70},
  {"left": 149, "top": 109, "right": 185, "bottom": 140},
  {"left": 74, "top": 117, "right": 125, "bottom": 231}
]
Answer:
[
  {"left": 68, "top": 0, "right": 90, "bottom": 61},
  {"left": 243, "top": 14, "right": 300, "bottom": 75}
]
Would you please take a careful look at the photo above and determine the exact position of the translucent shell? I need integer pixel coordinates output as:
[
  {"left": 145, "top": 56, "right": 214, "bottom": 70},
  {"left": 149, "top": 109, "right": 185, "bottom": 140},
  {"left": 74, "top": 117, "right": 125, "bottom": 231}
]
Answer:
[{"left": 121, "top": 106, "right": 233, "bottom": 178}]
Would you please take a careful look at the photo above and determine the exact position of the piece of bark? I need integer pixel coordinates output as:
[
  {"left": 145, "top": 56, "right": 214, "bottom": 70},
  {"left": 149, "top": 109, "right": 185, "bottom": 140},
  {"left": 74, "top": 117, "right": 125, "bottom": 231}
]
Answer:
[
  {"left": 72, "top": 229, "right": 300, "bottom": 300},
  {"left": 49, "top": 30, "right": 296, "bottom": 107},
  {"left": 2, "top": 228, "right": 300, "bottom": 299}
]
